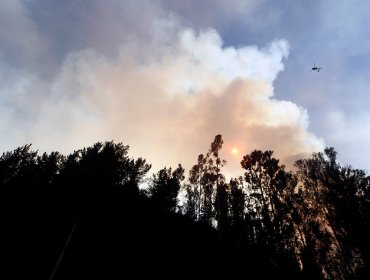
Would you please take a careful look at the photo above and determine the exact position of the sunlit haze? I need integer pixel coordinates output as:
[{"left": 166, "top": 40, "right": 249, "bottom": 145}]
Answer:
[{"left": 1, "top": 1, "right": 370, "bottom": 178}]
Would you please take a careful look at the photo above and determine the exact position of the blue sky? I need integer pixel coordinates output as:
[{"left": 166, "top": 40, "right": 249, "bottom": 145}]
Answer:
[{"left": 1, "top": 0, "right": 370, "bottom": 177}]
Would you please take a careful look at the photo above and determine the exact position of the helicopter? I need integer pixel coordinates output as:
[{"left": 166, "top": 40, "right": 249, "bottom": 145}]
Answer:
[{"left": 310, "top": 62, "right": 322, "bottom": 72}]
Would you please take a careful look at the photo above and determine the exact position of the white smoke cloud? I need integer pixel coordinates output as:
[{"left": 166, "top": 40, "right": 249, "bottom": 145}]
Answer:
[
  {"left": 0, "top": 2, "right": 324, "bottom": 179},
  {"left": 22, "top": 27, "right": 322, "bottom": 178}
]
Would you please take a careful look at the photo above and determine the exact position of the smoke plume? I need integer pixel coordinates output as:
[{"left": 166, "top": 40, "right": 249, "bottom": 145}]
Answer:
[{"left": 0, "top": 6, "right": 324, "bottom": 178}]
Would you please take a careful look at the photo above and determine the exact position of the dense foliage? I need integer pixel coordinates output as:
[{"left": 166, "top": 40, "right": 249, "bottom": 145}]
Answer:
[{"left": 1, "top": 137, "right": 369, "bottom": 279}]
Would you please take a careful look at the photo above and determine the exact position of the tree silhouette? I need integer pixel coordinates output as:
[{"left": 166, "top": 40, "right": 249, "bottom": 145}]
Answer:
[
  {"left": 0, "top": 144, "right": 39, "bottom": 189},
  {"left": 208, "top": 134, "right": 228, "bottom": 233},
  {"left": 186, "top": 134, "right": 227, "bottom": 228},
  {"left": 188, "top": 153, "right": 207, "bottom": 220},
  {"left": 241, "top": 150, "right": 281, "bottom": 245},
  {"left": 183, "top": 182, "right": 198, "bottom": 220},
  {"left": 229, "top": 177, "right": 246, "bottom": 243},
  {"left": 295, "top": 147, "right": 370, "bottom": 279},
  {"left": 241, "top": 150, "right": 301, "bottom": 277},
  {"left": 2, "top": 139, "right": 370, "bottom": 280},
  {"left": 0, "top": 145, "right": 64, "bottom": 279},
  {"left": 149, "top": 164, "right": 185, "bottom": 212}
]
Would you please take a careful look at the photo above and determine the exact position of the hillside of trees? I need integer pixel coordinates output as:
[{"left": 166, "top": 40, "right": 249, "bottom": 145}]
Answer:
[{"left": 1, "top": 135, "right": 370, "bottom": 279}]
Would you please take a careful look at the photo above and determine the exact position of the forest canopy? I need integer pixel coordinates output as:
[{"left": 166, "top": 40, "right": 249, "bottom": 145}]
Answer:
[{"left": 1, "top": 136, "right": 370, "bottom": 280}]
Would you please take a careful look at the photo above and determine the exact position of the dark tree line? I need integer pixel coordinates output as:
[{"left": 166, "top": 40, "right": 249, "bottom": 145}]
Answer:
[{"left": 1, "top": 137, "right": 370, "bottom": 279}]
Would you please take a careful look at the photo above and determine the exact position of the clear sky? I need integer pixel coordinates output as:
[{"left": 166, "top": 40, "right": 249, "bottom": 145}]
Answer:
[{"left": 1, "top": 0, "right": 370, "bottom": 178}]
